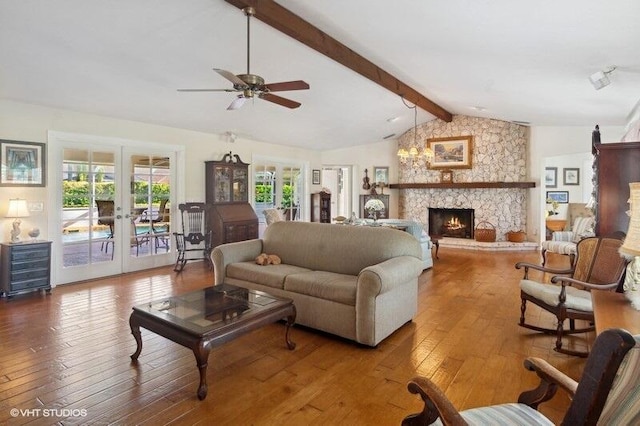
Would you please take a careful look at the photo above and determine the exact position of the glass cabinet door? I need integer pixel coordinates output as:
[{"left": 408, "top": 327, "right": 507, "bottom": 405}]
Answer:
[
  {"left": 232, "top": 168, "right": 248, "bottom": 202},
  {"left": 213, "top": 166, "right": 231, "bottom": 203}
]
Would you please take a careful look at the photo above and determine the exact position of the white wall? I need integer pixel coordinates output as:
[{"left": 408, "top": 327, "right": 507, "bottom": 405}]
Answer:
[
  {"left": 0, "top": 98, "right": 630, "bottom": 243},
  {"left": 321, "top": 139, "right": 399, "bottom": 218},
  {"left": 529, "top": 125, "right": 625, "bottom": 241},
  {"left": 0, "top": 99, "right": 321, "bottom": 240}
]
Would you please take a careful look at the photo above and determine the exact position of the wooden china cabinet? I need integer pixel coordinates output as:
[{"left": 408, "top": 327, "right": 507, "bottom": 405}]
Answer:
[
  {"left": 205, "top": 152, "right": 258, "bottom": 248},
  {"left": 592, "top": 126, "right": 640, "bottom": 236},
  {"left": 311, "top": 191, "right": 331, "bottom": 223}
]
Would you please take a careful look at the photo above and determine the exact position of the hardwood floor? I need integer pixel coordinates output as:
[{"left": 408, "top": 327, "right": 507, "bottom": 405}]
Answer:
[{"left": 0, "top": 248, "right": 591, "bottom": 425}]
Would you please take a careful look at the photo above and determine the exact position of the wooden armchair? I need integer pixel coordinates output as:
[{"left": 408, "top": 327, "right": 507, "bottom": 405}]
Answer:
[
  {"left": 516, "top": 235, "right": 627, "bottom": 356},
  {"left": 402, "top": 328, "right": 639, "bottom": 425}
]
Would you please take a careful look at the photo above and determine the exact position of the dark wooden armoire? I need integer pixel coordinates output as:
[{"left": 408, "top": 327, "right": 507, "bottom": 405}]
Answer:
[{"left": 592, "top": 125, "right": 640, "bottom": 236}]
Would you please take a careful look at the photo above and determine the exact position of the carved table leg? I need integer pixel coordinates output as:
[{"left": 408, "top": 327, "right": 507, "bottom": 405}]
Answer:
[
  {"left": 284, "top": 306, "right": 297, "bottom": 350},
  {"left": 129, "top": 314, "right": 143, "bottom": 361},
  {"left": 193, "top": 340, "right": 212, "bottom": 400}
]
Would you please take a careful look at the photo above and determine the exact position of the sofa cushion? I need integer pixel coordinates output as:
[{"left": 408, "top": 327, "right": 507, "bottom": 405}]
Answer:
[
  {"left": 263, "top": 222, "right": 421, "bottom": 276},
  {"left": 284, "top": 271, "right": 357, "bottom": 305},
  {"left": 226, "top": 261, "right": 312, "bottom": 289}
]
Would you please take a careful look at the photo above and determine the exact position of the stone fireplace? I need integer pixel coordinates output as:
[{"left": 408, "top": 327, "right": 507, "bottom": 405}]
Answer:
[
  {"left": 395, "top": 115, "right": 531, "bottom": 242},
  {"left": 429, "top": 208, "right": 474, "bottom": 239}
]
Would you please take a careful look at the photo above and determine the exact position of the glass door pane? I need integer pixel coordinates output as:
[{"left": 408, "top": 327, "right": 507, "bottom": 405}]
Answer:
[
  {"left": 123, "top": 152, "right": 174, "bottom": 272},
  {"left": 61, "top": 148, "right": 119, "bottom": 270}
]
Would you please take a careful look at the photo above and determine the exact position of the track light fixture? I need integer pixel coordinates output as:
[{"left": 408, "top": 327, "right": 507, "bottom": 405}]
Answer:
[{"left": 589, "top": 66, "right": 617, "bottom": 90}]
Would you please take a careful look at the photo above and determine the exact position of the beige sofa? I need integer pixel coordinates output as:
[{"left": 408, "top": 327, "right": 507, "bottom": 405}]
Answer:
[{"left": 211, "top": 221, "right": 424, "bottom": 346}]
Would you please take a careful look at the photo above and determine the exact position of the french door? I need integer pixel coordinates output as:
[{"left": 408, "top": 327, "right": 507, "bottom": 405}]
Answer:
[
  {"left": 253, "top": 158, "right": 305, "bottom": 225},
  {"left": 49, "top": 132, "right": 180, "bottom": 285}
]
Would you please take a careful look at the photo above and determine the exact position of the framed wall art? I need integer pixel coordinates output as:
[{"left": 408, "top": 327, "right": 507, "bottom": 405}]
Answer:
[
  {"left": 426, "top": 136, "right": 473, "bottom": 169},
  {"left": 312, "top": 169, "right": 321, "bottom": 185},
  {"left": 0, "top": 139, "right": 46, "bottom": 187},
  {"left": 544, "top": 167, "right": 557, "bottom": 188},
  {"left": 546, "top": 191, "right": 569, "bottom": 204},
  {"left": 563, "top": 167, "right": 580, "bottom": 185},
  {"left": 373, "top": 166, "right": 389, "bottom": 185}
]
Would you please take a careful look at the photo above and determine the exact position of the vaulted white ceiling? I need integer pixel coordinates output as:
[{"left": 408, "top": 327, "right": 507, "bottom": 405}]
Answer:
[{"left": 1, "top": 0, "right": 639, "bottom": 150}]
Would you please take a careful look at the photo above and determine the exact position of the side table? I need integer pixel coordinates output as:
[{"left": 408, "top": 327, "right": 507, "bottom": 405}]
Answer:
[{"left": 430, "top": 235, "right": 442, "bottom": 259}]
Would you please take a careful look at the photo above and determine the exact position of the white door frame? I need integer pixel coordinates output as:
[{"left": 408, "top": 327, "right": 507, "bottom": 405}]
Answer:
[{"left": 48, "top": 131, "right": 185, "bottom": 286}]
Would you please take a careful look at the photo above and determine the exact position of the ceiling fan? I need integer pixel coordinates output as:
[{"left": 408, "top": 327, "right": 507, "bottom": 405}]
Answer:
[{"left": 177, "top": 7, "right": 309, "bottom": 110}]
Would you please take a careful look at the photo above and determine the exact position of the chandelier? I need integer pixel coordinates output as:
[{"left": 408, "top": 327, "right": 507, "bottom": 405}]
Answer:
[{"left": 397, "top": 98, "right": 434, "bottom": 167}]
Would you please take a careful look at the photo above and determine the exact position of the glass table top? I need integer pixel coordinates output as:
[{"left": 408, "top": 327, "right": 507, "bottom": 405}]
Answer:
[{"left": 132, "top": 283, "right": 290, "bottom": 335}]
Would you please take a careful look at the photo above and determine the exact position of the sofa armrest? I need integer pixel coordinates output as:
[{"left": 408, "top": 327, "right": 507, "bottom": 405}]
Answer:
[
  {"left": 211, "top": 239, "right": 263, "bottom": 284},
  {"left": 358, "top": 256, "right": 423, "bottom": 297}
]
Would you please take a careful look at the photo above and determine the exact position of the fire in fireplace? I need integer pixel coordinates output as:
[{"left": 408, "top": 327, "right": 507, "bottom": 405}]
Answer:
[{"left": 429, "top": 208, "right": 475, "bottom": 239}]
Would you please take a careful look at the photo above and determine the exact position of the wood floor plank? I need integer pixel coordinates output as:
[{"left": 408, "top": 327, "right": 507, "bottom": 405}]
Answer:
[{"left": 0, "top": 250, "right": 590, "bottom": 424}]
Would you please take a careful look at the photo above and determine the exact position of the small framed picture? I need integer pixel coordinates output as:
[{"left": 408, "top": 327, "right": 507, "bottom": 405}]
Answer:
[
  {"left": 544, "top": 167, "right": 557, "bottom": 188},
  {"left": 312, "top": 169, "right": 321, "bottom": 185},
  {"left": 546, "top": 191, "right": 569, "bottom": 204},
  {"left": 373, "top": 166, "right": 389, "bottom": 185},
  {"left": 440, "top": 170, "right": 453, "bottom": 183},
  {"left": 0, "top": 139, "right": 46, "bottom": 187},
  {"left": 563, "top": 168, "right": 580, "bottom": 185}
]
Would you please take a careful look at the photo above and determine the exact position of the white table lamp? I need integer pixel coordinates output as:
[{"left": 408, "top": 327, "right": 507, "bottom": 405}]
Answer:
[
  {"left": 6, "top": 198, "right": 30, "bottom": 243},
  {"left": 620, "top": 183, "right": 640, "bottom": 309}
]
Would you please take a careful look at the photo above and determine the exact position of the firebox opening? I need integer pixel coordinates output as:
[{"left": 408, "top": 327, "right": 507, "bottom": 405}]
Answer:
[{"left": 429, "top": 208, "right": 475, "bottom": 239}]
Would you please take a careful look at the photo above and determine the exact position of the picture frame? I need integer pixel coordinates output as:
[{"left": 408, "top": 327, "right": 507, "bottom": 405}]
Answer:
[
  {"left": 440, "top": 169, "right": 453, "bottom": 183},
  {"left": 0, "top": 139, "right": 46, "bottom": 187},
  {"left": 373, "top": 166, "right": 389, "bottom": 185},
  {"left": 544, "top": 167, "right": 557, "bottom": 188},
  {"left": 312, "top": 169, "right": 321, "bottom": 185},
  {"left": 563, "top": 167, "right": 580, "bottom": 185},
  {"left": 546, "top": 191, "right": 569, "bottom": 204},
  {"left": 426, "top": 135, "right": 473, "bottom": 169}
]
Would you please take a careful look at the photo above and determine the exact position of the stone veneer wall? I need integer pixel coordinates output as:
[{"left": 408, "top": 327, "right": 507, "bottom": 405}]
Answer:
[{"left": 398, "top": 115, "right": 529, "bottom": 241}]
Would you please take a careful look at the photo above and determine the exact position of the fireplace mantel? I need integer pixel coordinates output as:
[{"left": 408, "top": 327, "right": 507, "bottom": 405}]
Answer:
[{"left": 389, "top": 182, "right": 535, "bottom": 189}]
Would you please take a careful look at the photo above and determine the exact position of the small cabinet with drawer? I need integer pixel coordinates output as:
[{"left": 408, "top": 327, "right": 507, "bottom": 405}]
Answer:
[{"left": 0, "top": 241, "right": 52, "bottom": 298}]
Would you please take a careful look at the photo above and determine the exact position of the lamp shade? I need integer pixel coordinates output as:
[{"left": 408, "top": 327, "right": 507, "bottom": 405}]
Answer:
[
  {"left": 6, "top": 199, "right": 30, "bottom": 218},
  {"left": 620, "top": 182, "right": 640, "bottom": 257}
]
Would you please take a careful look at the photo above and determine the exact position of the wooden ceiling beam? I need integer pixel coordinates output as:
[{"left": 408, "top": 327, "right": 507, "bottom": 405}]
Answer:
[{"left": 224, "top": 0, "right": 453, "bottom": 122}]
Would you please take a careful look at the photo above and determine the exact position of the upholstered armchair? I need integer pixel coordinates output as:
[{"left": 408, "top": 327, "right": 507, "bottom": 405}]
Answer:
[
  {"left": 263, "top": 208, "right": 284, "bottom": 226},
  {"left": 541, "top": 215, "right": 595, "bottom": 266},
  {"left": 402, "top": 328, "right": 640, "bottom": 426}
]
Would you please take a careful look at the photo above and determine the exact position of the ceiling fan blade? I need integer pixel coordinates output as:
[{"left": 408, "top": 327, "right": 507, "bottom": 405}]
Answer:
[
  {"left": 177, "top": 88, "right": 236, "bottom": 92},
  {"left": 214, "top": 68, "right": 248, "bottom": 88},
  {"left": 264, "top": 80, "right": 310, "bottom": 92},
  {"left": 227, "top": 96, "right": 247, "bottom": 110},
  {"left": 259, "top": 93, "right": 301, "bottom": 109}
]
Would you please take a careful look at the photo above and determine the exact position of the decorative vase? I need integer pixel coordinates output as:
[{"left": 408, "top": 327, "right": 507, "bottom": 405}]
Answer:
[{"left": 28, "top": 228, "right": 40, "bottom": 240}]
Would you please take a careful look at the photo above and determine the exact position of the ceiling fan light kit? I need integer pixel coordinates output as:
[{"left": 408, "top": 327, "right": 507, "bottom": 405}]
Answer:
[{"left": 177, "top": 6, "right": 309, "bottom": 110}]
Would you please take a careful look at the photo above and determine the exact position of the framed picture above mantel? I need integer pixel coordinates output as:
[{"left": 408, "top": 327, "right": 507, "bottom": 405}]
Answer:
[{"left": 426, "top": 136, "right": 473, "bottom": 169}]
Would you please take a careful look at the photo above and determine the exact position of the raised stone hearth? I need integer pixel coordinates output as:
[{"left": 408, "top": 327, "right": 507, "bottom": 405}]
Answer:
[{"left": 438, "top": 237, "right": 538, "bottom": 252}]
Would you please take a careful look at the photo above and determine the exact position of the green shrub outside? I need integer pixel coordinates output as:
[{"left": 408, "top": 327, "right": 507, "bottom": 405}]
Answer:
[
  {"left": 62, "top": 181, "right": 170, "bottom": 207},
  {"left": 255, "top": 183, "right": 294, "bottom": 207}
]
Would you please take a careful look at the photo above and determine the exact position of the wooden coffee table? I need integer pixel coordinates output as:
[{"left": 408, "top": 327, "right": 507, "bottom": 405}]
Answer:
[{"left": 129, "top": 283, "right": 296, "bottom": 400}]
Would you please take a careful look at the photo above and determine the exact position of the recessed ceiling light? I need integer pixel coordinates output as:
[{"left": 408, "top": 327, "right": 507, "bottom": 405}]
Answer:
[
  {"left": 471, "top": 106, "right": 486, "bottom": 111},
  {"left": 386, "top": 116, "right": 401, "bottom": 123}
]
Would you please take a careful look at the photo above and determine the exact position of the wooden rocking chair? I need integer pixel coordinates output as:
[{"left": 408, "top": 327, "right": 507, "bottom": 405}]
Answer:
[
  {"left": 516, "top": 235, "right": 627, "bottom": 356},
  {"left": 173, "top": 202, "right": 213, "bottom": 272}
]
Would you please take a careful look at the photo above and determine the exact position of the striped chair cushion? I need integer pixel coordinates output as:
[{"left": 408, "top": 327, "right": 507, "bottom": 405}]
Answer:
[
  {"left": 541, "top": 240, "right": 577, "bottom": 256},
  {"left": 571, "top": 216, "right": 595, "bottom": 243},
  {"left": 432, "top": 403, "right": 553, "bottom": 425},
  {"left": 597, "top": 336, "right": 640, "bottom": 425},
  {"left": 552, "top": 231, "right": 574, "bottom": 242}
]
